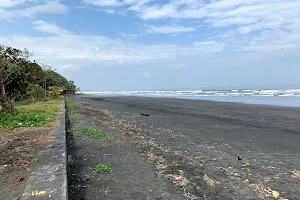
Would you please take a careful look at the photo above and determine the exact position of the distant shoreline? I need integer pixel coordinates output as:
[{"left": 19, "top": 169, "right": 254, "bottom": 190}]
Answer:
[{"left": 77, "top": 92, "right": 300, "bottom": 108}]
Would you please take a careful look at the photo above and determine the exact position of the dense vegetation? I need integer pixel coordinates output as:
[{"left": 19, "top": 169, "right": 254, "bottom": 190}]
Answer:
[
  {"left": 0, "top": 45, "right": 77, "bottom": 110},
  {"left": 0, "top": 98, "right": 63, "bottom": 130}
]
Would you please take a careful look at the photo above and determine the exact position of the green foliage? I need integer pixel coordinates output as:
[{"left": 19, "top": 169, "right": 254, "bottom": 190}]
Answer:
[
  {"left": 82, "top": 128, "right": 106, "bottom": 138},
  {"left": 48, "top": 86, "right": 63, "bottom": 99},
  {"left": 104, "top": 136, "right": 113, "bottom": 142},
  {"left": 0, "top": 98, "right": 61, "bottom": 130},
  {"left": 26, "top": 84, "right": 46, "bottom": 100},
  {"left": 95, "top": 164, "right": 112, "bottom": 173},
  {"left": 0, "top": 44, "right": 77, "bottom": 111},
  {"left": 65, "top": 97, "right": 80, "bottom": 110},
  {"left": 69, "top": 114, "right": 84, "bottom": 121},
  {"left": 0, "top": 109, "right": 54, "bottom": 130}
]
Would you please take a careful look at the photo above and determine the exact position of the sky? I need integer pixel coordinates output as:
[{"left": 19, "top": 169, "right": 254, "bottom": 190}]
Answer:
[{"left": 0, "top": 0, "right": 300, "bottom": 91}]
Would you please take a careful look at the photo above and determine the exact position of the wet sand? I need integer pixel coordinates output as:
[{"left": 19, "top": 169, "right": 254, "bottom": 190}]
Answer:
[{"left": 70, "top": 95, "right": 300, "bottom": 199}]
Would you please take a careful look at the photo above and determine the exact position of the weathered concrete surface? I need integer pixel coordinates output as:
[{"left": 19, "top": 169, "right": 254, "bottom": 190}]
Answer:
[{"left": 22, "top": 102, "right": 68, "bottom": 200}]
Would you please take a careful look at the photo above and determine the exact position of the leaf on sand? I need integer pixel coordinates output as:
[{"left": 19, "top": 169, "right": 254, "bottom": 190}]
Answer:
[
  {"left": 272, "top": 190, "right": 280, "bottom": 198},
  {"left": 203, "top": 174, "right": 215, "bottom": 186}
]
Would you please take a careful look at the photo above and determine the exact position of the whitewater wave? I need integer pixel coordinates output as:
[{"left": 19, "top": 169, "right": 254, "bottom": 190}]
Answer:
[{"left": 81, "top": 88, "right": 300, "bottom": 98}]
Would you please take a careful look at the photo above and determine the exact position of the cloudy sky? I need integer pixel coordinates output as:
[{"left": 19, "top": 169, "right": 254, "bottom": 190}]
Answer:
[{"left": 1, "top": 0, "right": 300, "bottom": 91}]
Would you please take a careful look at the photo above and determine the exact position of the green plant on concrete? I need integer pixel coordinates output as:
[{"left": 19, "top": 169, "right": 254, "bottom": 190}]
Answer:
[
  {"left": 95, "top": 164, "right": 112, "bottom": 173},
  {"left": 82, "top": 128, "right": 106, "bottom": 138},
  {"left": 65, "top": 97, "right": 80, "bottom": 110},
  {"left": 104, "top": 136, "right": 113, "bottom": 142},
  {"left": 69, "top": 114, "right": 84, "bottom": 121}
]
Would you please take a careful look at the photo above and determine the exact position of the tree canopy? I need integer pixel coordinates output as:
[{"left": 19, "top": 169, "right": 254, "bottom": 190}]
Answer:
[{"left": 0, "top": 44, "right": 77, "bottom": 110}]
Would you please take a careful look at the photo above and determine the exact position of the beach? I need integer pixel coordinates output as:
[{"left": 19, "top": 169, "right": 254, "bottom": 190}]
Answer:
[{"left": 68, "top": 95, "right": 300, "bottom": 199}]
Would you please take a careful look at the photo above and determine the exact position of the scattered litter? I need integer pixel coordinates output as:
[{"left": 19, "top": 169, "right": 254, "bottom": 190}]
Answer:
[
  {"left": 32, "top": 138, "right": 40, "bottom": 142},
  {"left": 174, "top": 175, "right": 189, "bottom": 186},
  {"left": 141, "top": 114, "right": 150, "bottom": 116},
  {"left": 290, "top": 169, "right": 300, "bottom": 178},
  {"left": 148, "top": 188, "right": 153, "bottom": 193},
  {"left": 272, "top": 190, "right": 280, "bottom": 198},
  {"left": 32, "top": 191, "right": 47, "bottom": 196},
  {"left": 183, "top": 187, "right": 197, "bottom": 200},
  {"left": 238, "top": 156, "right": 242, "bottom": 161},
  {"left": 13, "top": 197, "right": 20, "bottom": 200},
  {"left": 147, "top": 151, "right": 159, "bottom": 161},
  {"left": 203, "top": 174, "right": 215, "bottom": 186},
  {"left": 250, "top": 182, "right": 286, "bottom": 199},
  {"left": 14, "top": 177, "right": 25, "bottom": 183},
  {"left": 17, "top": 122, "right": 22, "bottom": 126}
]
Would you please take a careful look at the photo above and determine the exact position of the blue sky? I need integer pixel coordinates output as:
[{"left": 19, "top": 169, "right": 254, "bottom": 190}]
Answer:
[{"left": 1, "top": 0, "right": 300, "bottom": 91}]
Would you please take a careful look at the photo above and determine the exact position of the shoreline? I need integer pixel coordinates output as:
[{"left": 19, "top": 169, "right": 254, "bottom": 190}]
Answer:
[
  {"left": 70, "top": 94, "right": 300, "bottom": 199},
  {"left": 78, "top": 93, "right": 300, "bottom": 109}
]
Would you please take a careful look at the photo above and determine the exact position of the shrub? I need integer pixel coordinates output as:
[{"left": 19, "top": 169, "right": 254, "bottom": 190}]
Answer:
[{"left": 95, "top": 164, "right": 112, "bottom": 173}]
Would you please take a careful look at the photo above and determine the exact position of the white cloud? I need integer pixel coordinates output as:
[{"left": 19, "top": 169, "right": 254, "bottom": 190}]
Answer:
[
  {"left": 83, "top": 0, "right": 300, "bottom": 54},
  {"left": 194, "top": 41, "right": 226, "bottom": 53},
  {"left": 0, "top": 0, "right": 26, "bottom": 8},
  {"left": 145, "top": 24, "right": 195, "bottom": 34},
  {"left": 33, "top": 20, "right": 70, "bottom": 35},
  {"left": 84, "top": 0, "right": 123, "bottom": 7},
  {"left": 0, "top": 1, "right": 68, "bottom": 20},
  {"left": 83, "top": 0, "right": 300, "bottom": 37},
  {"left": 0, "top": 21, "right": 230, "bottom": 71}
]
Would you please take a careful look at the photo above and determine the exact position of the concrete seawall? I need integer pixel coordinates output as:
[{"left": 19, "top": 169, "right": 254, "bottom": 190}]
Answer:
[{"left": 22, "top": 102, "right": 68, "bottom": 200}]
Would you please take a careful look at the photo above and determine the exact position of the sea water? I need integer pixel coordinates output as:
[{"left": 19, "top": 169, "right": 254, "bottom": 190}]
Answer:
[{"left": 81, "top": 89, "right": 300, "bottom": 107}]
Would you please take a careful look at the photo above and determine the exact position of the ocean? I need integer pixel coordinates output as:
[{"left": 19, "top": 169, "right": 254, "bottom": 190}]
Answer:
[{"left": 81, "top": 89, "right": 300, "bottom": 107}]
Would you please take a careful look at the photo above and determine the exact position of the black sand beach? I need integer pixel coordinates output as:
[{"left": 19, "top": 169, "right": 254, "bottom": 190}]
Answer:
[{"left": 68, "top": 95, "right": 300, "bottom": 199}]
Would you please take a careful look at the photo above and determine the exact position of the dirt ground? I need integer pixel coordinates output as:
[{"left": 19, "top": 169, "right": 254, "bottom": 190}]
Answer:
[
  {"left": 67, "top": 95, "right": 300, "bottom": 200},
  {"left": 0, "top": 129, "right": 53, "bottom": 200}
]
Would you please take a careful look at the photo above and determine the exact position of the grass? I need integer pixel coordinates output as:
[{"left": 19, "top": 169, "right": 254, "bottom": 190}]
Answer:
[
  {"left": 0, "top": 98, "right": 62, "bottom": 130},
  {"left": 82, "top": 128, "right": 106, "bottom": 138},
  {"left": 95, "top": 164, "right": 112, "bottom": 173},
  {"left": 65, "top": 97, "right": 80, "bottom": 110},
  {"left": 69, "top": 114, "right": 84, "bottom": 121},
  {"left": 104, "top": 136, "right": 113, "bottom": 142}
]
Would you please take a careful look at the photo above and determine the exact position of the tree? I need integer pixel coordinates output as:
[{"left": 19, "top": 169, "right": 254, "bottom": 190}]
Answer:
[
  {"left": 48, "top": 86, "right": 63, "bottom": 99},
  {"left": 0, "top": 44, "right": 78, "bottom": 110}
]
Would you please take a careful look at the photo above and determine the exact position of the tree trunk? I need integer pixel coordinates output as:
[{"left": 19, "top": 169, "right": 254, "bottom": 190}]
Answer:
[{"left": 0, "top": 77, "right": 5, "bottom": 97}]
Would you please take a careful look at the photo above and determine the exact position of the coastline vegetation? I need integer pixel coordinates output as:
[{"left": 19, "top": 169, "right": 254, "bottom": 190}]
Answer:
[
  {"left": 0, "top": 44, "right": 77, "bottom": 111},
  {"left": 0, "top": 44, "right": 77, "bottom": 130}
]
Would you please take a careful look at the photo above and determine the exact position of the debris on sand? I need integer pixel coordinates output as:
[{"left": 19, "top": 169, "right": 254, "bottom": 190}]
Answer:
[
  {"left": 32, "top": 191, "right": 47, "bottom": 196},
  {"left": 249, "top": 182, "right": 286, "bottom": 199},
  {"left": 183, "top": 187, "right": 197, "bottom": 200},
  {"left": 203, "top": 174, "right": 215, "bottom": 186},
  {"left": 14, "top": 177, "right": 25, "bottom": 183},
  {"left": 290, "top": 169, "right": 300, "bottom": 178},
  {"left": 141, "top": 114, "right": 150, "bottom": 116},
  {"left": 147, "top": 151, "right": 159, "bottom": 161},
  {"left": 166, "top": 175, "right": 189, "bottom": 186},
  {"left": 272, "top": 190, "right": 280, "bottom": 198}
]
